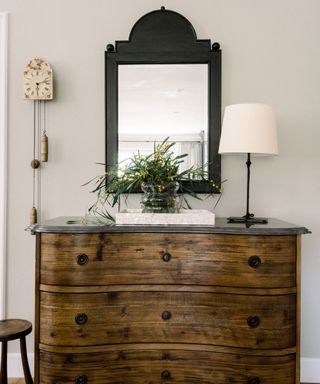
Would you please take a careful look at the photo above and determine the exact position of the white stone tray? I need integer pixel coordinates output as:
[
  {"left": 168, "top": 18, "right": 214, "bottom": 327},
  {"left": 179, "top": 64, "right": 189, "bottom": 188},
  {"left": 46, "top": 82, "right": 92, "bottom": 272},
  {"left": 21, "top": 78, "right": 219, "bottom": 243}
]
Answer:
[{"left": 115, "top": 209, "right": 215, "bottom": 226}]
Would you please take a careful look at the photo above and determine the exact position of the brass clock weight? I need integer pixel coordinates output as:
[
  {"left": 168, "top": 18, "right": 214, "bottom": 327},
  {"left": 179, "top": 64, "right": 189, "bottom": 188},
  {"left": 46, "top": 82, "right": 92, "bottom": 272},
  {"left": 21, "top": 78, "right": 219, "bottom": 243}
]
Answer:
[{"left": 23, "top": 58, "right": 53, "bottom": 228}]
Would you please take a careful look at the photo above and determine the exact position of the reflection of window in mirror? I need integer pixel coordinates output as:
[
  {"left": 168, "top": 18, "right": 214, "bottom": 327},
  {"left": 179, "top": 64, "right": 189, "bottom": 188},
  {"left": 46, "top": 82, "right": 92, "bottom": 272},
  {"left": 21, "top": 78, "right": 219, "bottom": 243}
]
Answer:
[{"left": 118, "top": 64, "right": 208, "bottom": 178}]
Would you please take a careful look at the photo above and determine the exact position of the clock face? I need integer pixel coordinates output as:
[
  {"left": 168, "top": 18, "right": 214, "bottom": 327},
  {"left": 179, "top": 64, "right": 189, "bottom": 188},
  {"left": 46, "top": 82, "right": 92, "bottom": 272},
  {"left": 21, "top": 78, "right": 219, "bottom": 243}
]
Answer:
[{"left": 23, "top": 58, "right": 53, "bottom": 100}]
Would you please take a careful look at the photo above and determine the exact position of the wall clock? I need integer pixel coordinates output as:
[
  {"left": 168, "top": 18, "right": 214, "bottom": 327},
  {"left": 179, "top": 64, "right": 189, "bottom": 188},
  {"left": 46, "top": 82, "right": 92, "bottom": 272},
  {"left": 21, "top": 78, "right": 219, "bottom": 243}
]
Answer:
[
  {"left": 23, "top": 58, "right": 53, "bottom": 100},
  {"left": 23, "top": 58, "right": 54, "bottom": 229}
]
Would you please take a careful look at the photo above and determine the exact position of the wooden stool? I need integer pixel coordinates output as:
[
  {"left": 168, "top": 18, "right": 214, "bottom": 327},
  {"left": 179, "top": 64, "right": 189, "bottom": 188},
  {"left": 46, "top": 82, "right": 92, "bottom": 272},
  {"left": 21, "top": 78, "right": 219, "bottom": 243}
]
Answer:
[{"left": 0, "top": 319, "right": 33, "bottom": 384}]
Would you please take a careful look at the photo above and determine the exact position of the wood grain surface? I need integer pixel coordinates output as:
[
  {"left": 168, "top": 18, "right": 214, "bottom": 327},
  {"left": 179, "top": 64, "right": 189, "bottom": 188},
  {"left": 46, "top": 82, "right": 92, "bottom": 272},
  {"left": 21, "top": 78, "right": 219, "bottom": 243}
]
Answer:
[
  {"left": 40, "top": 233, "right": 296, "bottom": 288},
  {"left": 0, "top": 319, "right": 32, "bottom": 342},
  {"left": 39, "top": 290, "right": 296, "bottom": 349},
  {"left": 35, "top": 231, "right": 301, "bottom": 383},
  {"left": 39, "top": 348, "right": 296, "bottom": 384}
]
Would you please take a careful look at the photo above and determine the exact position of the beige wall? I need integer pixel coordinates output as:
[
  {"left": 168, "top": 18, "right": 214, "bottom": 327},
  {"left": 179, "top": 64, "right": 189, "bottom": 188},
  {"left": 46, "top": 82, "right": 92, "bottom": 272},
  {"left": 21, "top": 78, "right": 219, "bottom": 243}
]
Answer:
[{"left": 1, "top": 0, "right": 319, "bottom": 362}]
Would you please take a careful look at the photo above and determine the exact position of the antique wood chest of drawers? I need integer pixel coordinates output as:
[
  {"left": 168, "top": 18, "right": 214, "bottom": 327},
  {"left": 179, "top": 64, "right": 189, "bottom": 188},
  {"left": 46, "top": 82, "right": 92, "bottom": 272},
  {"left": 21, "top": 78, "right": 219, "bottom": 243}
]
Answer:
[{"left": 34, "top": 217, "right": 308, "bottom": 384}]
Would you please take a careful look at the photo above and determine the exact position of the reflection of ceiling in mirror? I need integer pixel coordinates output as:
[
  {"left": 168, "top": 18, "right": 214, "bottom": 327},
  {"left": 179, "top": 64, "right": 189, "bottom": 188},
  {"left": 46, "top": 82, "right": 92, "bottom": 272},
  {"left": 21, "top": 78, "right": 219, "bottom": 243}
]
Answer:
[{"left": 118, "top": 64, "right": 208, "bottom": 138}]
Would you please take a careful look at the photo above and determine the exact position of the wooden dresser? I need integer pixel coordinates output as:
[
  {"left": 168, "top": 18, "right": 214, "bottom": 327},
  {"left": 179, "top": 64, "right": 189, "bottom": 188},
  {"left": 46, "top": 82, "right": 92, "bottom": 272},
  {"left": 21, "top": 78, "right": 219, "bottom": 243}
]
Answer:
[{"left": 34, "top": 217, "right": 308, "bottom": 384}]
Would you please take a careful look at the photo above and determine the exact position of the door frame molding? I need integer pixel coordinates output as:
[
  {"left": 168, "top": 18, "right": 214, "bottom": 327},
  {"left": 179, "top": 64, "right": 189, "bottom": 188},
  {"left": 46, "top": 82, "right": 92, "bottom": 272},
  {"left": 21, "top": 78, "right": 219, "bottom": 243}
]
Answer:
[{"left": 0, "top": 12, "right": 8, "bottom": 319}]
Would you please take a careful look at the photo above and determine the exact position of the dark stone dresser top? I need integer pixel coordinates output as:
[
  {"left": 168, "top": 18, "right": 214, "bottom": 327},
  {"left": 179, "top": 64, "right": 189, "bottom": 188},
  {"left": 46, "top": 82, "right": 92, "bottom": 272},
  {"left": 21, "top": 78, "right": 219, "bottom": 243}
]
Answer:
[{"left": 34, "top": 217, "right": 310, "bottom": 236}]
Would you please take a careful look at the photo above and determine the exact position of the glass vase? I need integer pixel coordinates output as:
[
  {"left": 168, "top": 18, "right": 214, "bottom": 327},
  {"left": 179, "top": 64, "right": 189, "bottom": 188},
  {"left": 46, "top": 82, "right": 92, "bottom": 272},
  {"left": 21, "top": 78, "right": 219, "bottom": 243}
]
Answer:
[{"left": 141, "top": 181, "right": 180, "bottom": 213}]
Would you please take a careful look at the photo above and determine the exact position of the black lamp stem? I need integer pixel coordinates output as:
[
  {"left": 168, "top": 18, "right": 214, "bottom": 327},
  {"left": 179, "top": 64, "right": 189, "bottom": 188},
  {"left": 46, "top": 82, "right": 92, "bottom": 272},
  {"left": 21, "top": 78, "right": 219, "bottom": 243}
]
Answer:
[
  {"left": 227, "top": 152, "right": 268, "bottom": 224},
  {"left": 245, "top": 153, "right": 253, "bottom": 220}
]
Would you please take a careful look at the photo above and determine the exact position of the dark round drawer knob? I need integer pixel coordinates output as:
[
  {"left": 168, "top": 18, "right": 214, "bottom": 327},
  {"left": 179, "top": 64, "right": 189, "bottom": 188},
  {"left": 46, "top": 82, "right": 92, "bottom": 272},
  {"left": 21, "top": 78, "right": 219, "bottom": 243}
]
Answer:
[
  {"left": 247, "top": 376, "right": 260, "bottom": 384},
  {"left": 75, "top": 374, "right": 88, "bottom": 384},
  {"left": 162, "top": 252, "right": 171, "bottom": 262},
  {"left": 161, "top": 370, "right": 171, "bottom": 380},
  {"left": 248, "top": 255, "right": 261, "bottom": 269},
  {"left": 75, "top": 313, "right": 88, "bottom": 325},
  {"left": 161, "top": 311, "right": 172, "bottom": 320},
  {"left": 247, "top": 315, "right": 260, "bottom": 328},
  {"left": 77, "top": 254, "right": 89, "bottom": 266}
]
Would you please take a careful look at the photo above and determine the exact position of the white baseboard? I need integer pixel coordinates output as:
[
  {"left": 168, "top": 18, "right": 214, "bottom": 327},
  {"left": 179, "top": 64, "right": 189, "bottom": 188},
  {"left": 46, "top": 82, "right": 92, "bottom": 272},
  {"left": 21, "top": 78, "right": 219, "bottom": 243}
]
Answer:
[
  {"left": 301, "top": 357, "right": 320, "bottom": 383},
  {"left": 5, "top": 354, "right": 320, "bottom": 381}
]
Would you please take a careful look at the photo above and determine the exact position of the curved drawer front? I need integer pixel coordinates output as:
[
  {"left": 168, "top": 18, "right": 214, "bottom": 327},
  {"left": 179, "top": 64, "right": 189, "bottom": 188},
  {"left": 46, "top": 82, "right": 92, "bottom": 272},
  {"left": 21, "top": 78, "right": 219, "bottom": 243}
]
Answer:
[
  {"left": 40, "top": 291, "right": 295, "bottom": 349},
  {"left": 39, "top": 348, "right": 296, "bottom": 384},
  {"left": 40, "top": 233, "right": 296, "bottom": 288}
]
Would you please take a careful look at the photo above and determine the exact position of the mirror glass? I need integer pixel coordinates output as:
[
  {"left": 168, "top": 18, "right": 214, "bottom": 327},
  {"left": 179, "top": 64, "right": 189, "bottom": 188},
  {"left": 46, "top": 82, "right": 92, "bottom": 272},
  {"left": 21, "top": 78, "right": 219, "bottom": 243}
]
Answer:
[{"left": 118, "top": 64, "right": 208, "bottom": 177}]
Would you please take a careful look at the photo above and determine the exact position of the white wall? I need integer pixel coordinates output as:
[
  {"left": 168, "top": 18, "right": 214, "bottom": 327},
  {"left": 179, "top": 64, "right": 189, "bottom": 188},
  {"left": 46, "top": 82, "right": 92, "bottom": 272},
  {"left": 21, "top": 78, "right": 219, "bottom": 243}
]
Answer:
[{"left": 1, "top": 0, "right": 319, "bottom": 378}]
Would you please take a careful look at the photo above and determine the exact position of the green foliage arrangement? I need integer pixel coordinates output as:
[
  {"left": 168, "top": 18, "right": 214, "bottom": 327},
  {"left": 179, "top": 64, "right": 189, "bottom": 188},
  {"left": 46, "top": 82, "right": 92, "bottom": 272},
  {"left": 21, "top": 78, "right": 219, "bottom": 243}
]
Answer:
[{"left": 85, "top": 138, "right": 223, "bottom": 222}]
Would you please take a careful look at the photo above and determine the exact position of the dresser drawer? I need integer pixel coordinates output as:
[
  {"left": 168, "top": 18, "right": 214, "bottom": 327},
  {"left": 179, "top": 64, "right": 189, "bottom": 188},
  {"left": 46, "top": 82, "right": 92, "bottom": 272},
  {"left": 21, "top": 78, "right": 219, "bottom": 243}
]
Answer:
[
  {"left": 40, "top": 233, "right": 296, "bottom": 288},
  {"left": 39, "top": 348, "right": 296, "bottom": 384},
  {"left": 40, "top": 291, "right": 295, "bottom": 349}
]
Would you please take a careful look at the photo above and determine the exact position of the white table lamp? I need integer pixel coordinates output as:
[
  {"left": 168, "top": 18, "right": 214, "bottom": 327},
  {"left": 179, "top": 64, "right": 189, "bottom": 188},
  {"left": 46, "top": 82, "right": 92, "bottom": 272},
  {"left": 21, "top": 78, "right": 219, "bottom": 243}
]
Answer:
[{"left": 219, "top": 103, "right": 278, "bottom": 224}]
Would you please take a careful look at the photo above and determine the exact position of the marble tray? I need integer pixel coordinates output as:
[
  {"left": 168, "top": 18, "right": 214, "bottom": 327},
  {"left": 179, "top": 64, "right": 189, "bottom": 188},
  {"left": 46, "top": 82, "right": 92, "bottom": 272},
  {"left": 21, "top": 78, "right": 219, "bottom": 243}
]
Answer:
[{"left": 115, "top": 209, "right": 215, "bottom": 226}]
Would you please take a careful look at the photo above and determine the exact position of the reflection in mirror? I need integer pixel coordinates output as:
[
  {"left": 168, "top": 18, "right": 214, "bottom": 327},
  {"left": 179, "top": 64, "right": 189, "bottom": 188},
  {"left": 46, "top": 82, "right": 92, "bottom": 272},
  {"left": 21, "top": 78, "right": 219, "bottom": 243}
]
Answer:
[{"left": 118, "top": 64, "right": 208, "bottom": 178}]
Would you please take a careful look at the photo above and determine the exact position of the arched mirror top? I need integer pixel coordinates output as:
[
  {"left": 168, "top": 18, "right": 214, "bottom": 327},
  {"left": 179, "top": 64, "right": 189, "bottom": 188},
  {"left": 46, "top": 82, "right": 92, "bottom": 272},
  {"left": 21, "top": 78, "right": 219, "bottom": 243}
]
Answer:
[
  {"left": 107, "top": 7, "right": 220, "bottom": 54},
  {"left": 128, "top": 7, "right": 200, "bottom": 50}
]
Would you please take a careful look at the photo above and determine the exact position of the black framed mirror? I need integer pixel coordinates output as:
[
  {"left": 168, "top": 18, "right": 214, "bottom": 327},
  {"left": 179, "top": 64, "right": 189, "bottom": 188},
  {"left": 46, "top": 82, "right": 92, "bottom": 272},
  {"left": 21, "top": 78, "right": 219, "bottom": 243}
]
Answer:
[{"left": 105, "top": 6, "right": 221, "bottom": 193}]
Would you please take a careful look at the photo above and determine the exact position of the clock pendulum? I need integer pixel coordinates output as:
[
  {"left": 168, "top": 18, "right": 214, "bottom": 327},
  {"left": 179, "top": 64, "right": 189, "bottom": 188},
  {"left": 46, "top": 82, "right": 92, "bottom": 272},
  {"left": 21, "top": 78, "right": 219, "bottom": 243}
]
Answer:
[
  {"left": 41, "top": 102, "right": 48, "bottom": 162},
  {"left": 23, "top": 58, "right": 53, "bottom": 230}
]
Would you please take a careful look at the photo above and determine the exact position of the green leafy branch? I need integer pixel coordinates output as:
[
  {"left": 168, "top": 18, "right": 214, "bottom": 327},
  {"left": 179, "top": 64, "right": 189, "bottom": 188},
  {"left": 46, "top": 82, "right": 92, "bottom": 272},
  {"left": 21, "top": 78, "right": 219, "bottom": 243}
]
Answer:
[{"left": 84, "top": 137, "right": 224, "bottom": 222}]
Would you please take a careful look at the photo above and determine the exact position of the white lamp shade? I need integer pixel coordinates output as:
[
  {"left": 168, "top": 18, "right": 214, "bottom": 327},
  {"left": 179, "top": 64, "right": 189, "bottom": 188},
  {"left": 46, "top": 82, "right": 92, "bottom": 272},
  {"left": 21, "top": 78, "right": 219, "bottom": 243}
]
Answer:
[{"left": 218, "top": 103, "right": 278, "bottom": 155}]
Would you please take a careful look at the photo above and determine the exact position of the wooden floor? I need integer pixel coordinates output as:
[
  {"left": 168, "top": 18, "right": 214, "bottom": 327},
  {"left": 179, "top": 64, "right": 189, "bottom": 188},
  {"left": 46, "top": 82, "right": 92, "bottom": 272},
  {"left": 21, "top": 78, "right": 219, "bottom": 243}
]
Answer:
[{"left": 7, "top": 380, "right": 317, "bottom": 384}]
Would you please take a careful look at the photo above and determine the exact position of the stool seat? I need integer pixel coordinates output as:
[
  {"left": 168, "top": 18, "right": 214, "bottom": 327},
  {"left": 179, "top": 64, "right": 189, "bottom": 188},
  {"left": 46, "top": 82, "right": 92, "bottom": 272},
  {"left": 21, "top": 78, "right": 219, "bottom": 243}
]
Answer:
[
  {"left": 0, "top": 319, "right": 32, "bottom": 342},
  {"left": 0, "top": 319, "right": 33, "bottom": 384}
]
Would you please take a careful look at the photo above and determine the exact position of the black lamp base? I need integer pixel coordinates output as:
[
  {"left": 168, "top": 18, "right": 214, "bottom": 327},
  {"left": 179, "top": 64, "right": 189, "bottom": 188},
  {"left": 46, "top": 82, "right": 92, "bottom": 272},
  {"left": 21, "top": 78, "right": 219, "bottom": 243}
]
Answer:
[
  {"left": 227, "top": 216, "right": 268, "bottom": 224},
  {"left": 228, "top": 153, "right": 269, "bottom": 226}
]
